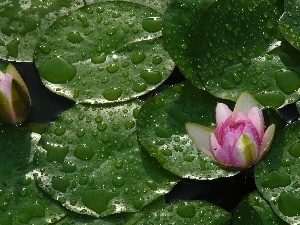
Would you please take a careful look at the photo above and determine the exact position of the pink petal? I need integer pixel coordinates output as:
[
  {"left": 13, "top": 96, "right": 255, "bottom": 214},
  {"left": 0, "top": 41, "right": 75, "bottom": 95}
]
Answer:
[
  {"left": 247, "top": 107, "right": 265, "bottom": 139},
  {"left": 215, "top": 103, "right": 232, "bottom": 126},
  {"left": 257, "top": 124, "right": 276, "bottom": 162},
  {"left": 233, "top": 134, "right": 259, "bottom": 169},
  {"left": 185, "top": 122, "right": 213, "bottom": 158},
  {"left": 233, "top": 91, "right": 259, "bottom": 115},
  {"left": 232, "top": 112, "right": 249, "bottom": 122}
]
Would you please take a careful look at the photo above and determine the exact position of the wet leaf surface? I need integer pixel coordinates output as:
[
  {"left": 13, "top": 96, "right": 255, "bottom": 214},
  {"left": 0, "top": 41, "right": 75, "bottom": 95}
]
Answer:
[
  {"left": 34, "top": 101, "right": 179, "bottom": 217},
  {"left": 280, "top": 0, "right": 300, "bottom": 50},
  {"left": 137, "top": 81, "right": 237, "bottom": 179},
  {"left": 255, "top": 121, "right": 300, "bottom": 224},
  {"left": 0, "top": 0, "right": 84, "bottom": 61},
  {"left": 163, "top": 0, "right": 300, "bottom": 108},
  {"left": 34, "top": 2, "right": 174, "bottom": 104},
  {"left": 232, "top": 191, "right": 287, "bottom": 225}
]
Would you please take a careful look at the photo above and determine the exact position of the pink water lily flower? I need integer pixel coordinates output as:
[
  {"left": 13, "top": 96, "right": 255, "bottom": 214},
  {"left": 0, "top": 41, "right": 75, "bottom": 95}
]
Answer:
[
  {"left": 185, "top": 92, "right": 275, "bottom": 170},
  {"left": 0, "top": 64, "right": 31, "bottom": 125}
]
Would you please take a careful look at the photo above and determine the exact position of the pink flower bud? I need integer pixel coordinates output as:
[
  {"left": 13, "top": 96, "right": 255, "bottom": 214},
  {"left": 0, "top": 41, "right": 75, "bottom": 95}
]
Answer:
[
  {"left": 0, "top": 64, "right": 31, "bottom": 125},
  {"left": 185, "top": 92, "right": 275, "bottom": 170}
]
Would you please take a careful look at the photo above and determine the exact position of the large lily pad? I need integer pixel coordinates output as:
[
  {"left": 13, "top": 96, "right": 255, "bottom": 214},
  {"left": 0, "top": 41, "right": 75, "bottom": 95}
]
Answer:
[
  {"left": 85, "top": 0, "right": 170, "bottom": 14},
  {"left": 34, "top": 101, "right": 179, "bottom": 217},
  {"left": 137, "top": 81, "right": 237, "bottom": 180},
  {"left": 34, "top": 2, "right": 174, "bottom": 104},
  {"left": 0, "top": 125, "right": 66, "bottom": 224},
  {"left": 280, "top": 0, "right": 300, "bottom": 51},
  {"left": 163, "top": 0, "right": 300, "bottom": 108},
  {"left": 255, "top": 121, "right": 300, "bottom": 224},
  {"left": 232, "top": 191, "right": 287, "bottom": 225},
  {"left": 131, "top": 200, "right": 231, "bottom": 225},
  {"left": 0, "top": 0, "right": 84, "bottom": 61}
]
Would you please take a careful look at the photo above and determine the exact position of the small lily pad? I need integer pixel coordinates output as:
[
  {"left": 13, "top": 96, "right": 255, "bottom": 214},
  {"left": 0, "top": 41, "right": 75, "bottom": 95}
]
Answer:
[
  {"left": 34, "top": 2, "right": 174, "bottom": 104},
  {"left": 137, "top": 81, "right": 237, "bottom": 180},
  {"left": 232, "top": 191, "right": 287, "bottom": 225},
  {"left": 34, "top": 101, "right": 179, "bottom": 217},
  {"left": 131, "top": 200, "right": 231, "bottom": 225},
  {"left": 0, "top": 0, "right": 84, "bottom": 61},
  {"left": 255, "top": 121, "right": 300, "bottom": 224},
  {"left": 163, "top": 0, "right": 300, "bottom": 108},
  {"left": 280, "top": 0, "right": 300, "bottom": 51}
]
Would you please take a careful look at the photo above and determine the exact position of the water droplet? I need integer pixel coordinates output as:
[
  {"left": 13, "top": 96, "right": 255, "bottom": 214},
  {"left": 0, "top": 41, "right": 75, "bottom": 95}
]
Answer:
[
  {"left": 6, "top": 39, "right": 19, "bottom": 58},
  {"left": 106, "top": 28, "right": 116, "bottom": 36},
  {"left": 221, "top": 79, "right": 235, "bottom": 89},
  {"left": 145, "top": 180, "right": 157, "bottom": 191},
  {"left": 131, "top": 52, "right": 146, "bottom": 64},
  {"left": 278, "top": 192, "right": 300, "bottom": 216},
  {"left": 275, "top": 70, "right": 300, "bottom": 94},
  {"left": 82, "top": 189, "right": 118, "bottom": 213},
  {"left": 133, "top": 199, "right": 145, "bottom": 210},
  {"left": 152, "top": 56, "right": 162, "bottom": 65},
  {"left": 140, "top": 70, "right": 162, "bottom": 85},
  {"left": 76, "top": 129, "right": 85, "bottom": 137},
  {"left": 124, "top": 120, "right": 135, "bottom": 130},
  {"left": 114, "top": 160, "right": 123, "bottom": 168},
  {"left": 288, "top": 141, "right": 300, "bottom": 158},
  {"left": 52, "top": 176, "right": 70, "bottom": 193},
  {"left": 154, "top": 126, "right": 172, "bottom": 138},
  {"left": 132, "top": 83, "right": 147, "bottom": 92},
  {"left": 54, "top": 127, "right": 66, "bottom": 136},
  {"left": 255, "top": 92, "right": 285, "bottom": 108},
  {"left": 174, "top": 145, "right": 183, "bottom": 152},
  {"left": 60, "top": 163, "right": 77, "bottom": 173},
  {"left": 142, "top": 17, "right": 162, "bottom": 33},
  {"left": 77, "top": 14, "right": 89, "bottom": 28},
  {"left": 106, "top": 64, "right": 119, "bottom": 73},
  {"left": 112, "top": 177, "right": 125, "bottom": 187},
  {"left": 101, "top": 134, "right": 110, "bottom": 142},
  {"left": 97, "top": 123, "right": 107, "bottom": 131},
  {"left": 74, "top": 145, "right": 94, "bottom": 160},
  {"left": 67, "top": 31, "right": 84, "bottom": 44},
  {"left": 42, "top": 142, "right": 69, "bottom": 164},
  {"left": 18, "top": 203, "right": 45, "bottom": 223},
  {"left": 184, "top": 155, "right": 195, "bottom": 162},
  {"left": 280, "top": 158, "right": 295, "bottom": 167},
  {"left": 19, "top": 188, "right": 28, "bottom": 197},
  {"left": 91, "top": 53, "right": 107, "bottom": 64},
  {"left": 112, "top": 123, "right": 119, "bottom": 131},
  {"left": 102, "top": 87, "right": 122, "bottom": 101},
  {"left": 161, "top": 149, "right": 172, "bottom": 156},
  {"left": 176, "top": 203, "right": 196, "bottom": 218},
  {"left": 232, "top": 74, "right": 242, "bottom": 83},
  {"left": 39, "top": 56, "right": 77, "bottom": 83},
  {"left": 261, "top": 171, "right": 291, "bottom": 188}
]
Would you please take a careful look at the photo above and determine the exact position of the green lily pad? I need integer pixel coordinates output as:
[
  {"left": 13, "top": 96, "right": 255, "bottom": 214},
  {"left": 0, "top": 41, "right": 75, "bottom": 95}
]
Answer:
[
  {"left": 163, "top": 0, "right": 300, "bottom": 108},
  {"left": 0, "top": 125, "right": 40, "bottom": 177},
  {"left": 280, "top": 0, "right": 300, "bottom": 51},
  {"left": 255, "top": 121, "right": 300, "bottom": 224},
  {"left": 0, "top": 125, "right": 66, "bottom": 224},
  {"left": 232, "top": 191, "right": 287, "bottom": 225},
  {"left": 137, "top": 81, "right": 237, "bottom": 179},
  {"left": 34, "top": 2, "right": 174, "bottom": 104},
  {"left": 85, "top": 0, "right": 170, "bottom": 14},
  {"left": 163, "top": 0, "right": 216, "bottom": 89},
  {"left": 34, "top": 101, "right": 179, "bottom": 217},
  {"left": 0, "top": 0, "right": 84, "bottom": 61},
  {"left": 131, "top": 200, "right": 231, "bottom": 224}
]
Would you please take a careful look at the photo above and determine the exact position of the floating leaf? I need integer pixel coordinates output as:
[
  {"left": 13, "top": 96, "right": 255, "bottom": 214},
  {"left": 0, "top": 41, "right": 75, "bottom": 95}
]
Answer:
[
  {"left": 0, "top": 125, "right": 66, "bottom": 224},
  {"left": 137, "top": 81, "right": 237, "bottom": 179},
  {"left": 0, "top": 0, "right": 84, "bottom": 61},
  {"left": 255, "top": 121, "right": 300, "bottom": 224},
  {"left": 85, "top": 0, "right": 170, "bottom": 14},
  {"left": 232, "top": 191, "right": 287, "bottom": 225},
  {"left": 130, "top": 200, "right": 231, "bottom": 224},
  {"left": 163, "top": 0, "right": 300, "bottom": 108},
  {"left": 280, "top": 0, "right": 300, "bottom": 51},
  {"left": 34, "top": 101, "right": 179, "bottom": 217},
  {"left": 34, "top": 2, "right": 174, "bottom": 104}
]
